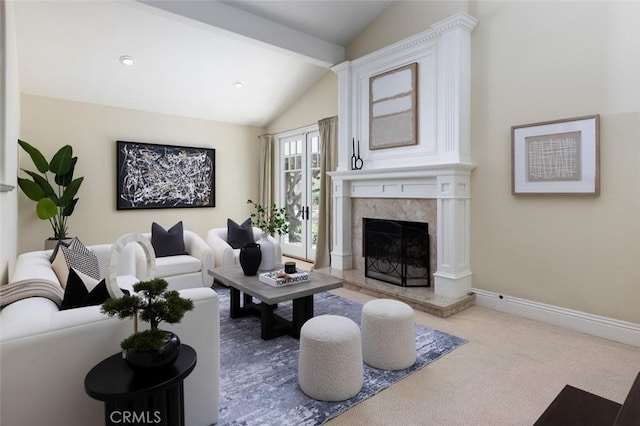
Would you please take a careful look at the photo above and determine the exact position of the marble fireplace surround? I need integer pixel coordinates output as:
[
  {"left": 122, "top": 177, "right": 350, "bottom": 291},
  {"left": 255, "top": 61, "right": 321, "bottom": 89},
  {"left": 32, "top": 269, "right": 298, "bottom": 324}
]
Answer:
[
  {"left": 328, "top": 12, "right": 477, "bottom": 300},
  {"left": 352, "top": 198, "right": 437, "bottom": 286}
]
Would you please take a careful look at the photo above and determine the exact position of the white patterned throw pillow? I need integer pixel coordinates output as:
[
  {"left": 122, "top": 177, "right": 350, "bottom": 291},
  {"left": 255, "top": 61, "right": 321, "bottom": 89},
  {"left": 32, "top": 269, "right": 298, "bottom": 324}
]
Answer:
[{"left": 51, "top": 237, "right": 100, "bottom": 287}]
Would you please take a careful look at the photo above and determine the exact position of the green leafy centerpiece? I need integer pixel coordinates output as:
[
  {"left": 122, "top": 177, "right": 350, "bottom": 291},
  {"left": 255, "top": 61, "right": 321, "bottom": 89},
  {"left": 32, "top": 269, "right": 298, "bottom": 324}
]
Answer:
[
  {"left": 17, "top": 139, "right": 84, "bottom": 242},
  {"left": 247, "top": 199, "right": 290, "bottom": 271},
  {"left": 101, "top": 278, "right": 194, "bottom": 371},
  {"left": 247, "top": 199, "right": 290, "bottom": 236}
]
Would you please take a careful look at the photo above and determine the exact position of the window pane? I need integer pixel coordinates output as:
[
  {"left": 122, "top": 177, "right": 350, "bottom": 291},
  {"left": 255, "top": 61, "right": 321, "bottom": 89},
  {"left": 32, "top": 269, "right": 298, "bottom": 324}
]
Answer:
[{"left": 284, "top": 170, "right": 302, "bottom": 244}]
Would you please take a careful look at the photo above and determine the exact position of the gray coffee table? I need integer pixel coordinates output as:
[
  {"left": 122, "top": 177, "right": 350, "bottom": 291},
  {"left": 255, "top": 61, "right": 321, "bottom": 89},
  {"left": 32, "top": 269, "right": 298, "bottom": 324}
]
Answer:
[{"left": 208, "top": 265, "right": 343, "bottom": 340}]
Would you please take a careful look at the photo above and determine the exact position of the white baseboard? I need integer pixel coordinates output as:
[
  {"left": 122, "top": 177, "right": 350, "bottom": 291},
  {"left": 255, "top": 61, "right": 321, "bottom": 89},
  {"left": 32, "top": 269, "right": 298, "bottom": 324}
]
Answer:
[{"left": 471, "top": 288, "right": 640, "bottom": 347}]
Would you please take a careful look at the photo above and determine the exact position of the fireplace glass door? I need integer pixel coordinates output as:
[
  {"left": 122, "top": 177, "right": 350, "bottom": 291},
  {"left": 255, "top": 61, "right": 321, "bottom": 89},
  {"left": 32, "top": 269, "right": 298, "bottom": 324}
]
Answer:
[{"left": 363, "top": 218, "right": 430, "bottom": 287}]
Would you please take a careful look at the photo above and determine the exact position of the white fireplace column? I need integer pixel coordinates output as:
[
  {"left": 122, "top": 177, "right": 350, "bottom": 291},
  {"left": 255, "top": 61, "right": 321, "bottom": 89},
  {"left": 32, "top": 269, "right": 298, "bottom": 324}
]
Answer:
[
  {"left": 332, "top": 60, "right": 353, "bottom": 173},
  {"left": 331, "top": 177, "right": 353, "bottom": 271},
  {"left": 435, "top": 172, "right": 473, "bottom": 299}
]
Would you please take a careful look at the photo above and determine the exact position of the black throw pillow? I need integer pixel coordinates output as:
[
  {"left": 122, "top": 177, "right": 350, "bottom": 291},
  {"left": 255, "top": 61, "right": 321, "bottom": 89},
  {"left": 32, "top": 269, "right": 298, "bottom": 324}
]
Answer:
[
  {"left": 61, "top": 268, "right": 111, "bottom": 310},
  {"left": 227, "top": 218, "right": 254, "bottom": 249},
  {"left": 151, "top": 221, "right": 187, "bottom": 257}
]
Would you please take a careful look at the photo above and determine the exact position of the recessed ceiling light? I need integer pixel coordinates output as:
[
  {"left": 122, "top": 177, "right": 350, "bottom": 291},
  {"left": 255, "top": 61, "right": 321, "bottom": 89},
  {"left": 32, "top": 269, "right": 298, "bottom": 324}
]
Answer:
[
  {"left": 233, "top": 81, "right": 244, "bottom": 88},
  {"left": 119, "top": 55, "right": 135, "bottom": 66}
]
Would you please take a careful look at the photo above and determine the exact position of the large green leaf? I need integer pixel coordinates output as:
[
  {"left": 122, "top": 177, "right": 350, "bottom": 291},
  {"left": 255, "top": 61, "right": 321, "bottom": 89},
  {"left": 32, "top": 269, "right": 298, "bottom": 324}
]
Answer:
[
  {"left": 62, "top": 198, "right": 78, "bottom": 217},
  {"left": 18, "top": 140, "right": 49, "bottom": 173},
  {"left": 56, "top": 157, "right": 77, "bottom": 187},
  {"left": 22, "top": 170, "right": 55, "bottom": 197},
  {"left": 36, "top": 198, "right": 58, "bottom": 220},
  {"left": 49, "top": 145, "right": 73, "bottom": 176},
  {"left": 60, "top": 177, "right": 83, "bottom": 207},
  {"left": 17, "top": 177, "right": 45, "bottom": 201}
]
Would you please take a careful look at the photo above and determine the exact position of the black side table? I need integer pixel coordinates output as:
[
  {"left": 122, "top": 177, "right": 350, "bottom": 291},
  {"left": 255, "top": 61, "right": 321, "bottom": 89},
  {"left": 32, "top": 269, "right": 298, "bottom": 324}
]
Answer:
[{"left": 84, "top": 345, "right": 197, "bottom": 426}]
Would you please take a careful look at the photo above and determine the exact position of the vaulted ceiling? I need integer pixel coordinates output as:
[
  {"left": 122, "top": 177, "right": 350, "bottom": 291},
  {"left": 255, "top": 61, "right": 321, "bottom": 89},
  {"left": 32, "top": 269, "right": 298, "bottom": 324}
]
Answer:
[{"left": 13, "top": 0, "right": 392, "bottom": 127}]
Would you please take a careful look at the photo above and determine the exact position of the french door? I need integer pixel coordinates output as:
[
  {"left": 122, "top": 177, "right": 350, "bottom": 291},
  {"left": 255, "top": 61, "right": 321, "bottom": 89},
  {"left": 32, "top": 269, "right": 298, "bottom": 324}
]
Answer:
[{"left": 279, "top": 129, "right": 320, "bottom": 261}]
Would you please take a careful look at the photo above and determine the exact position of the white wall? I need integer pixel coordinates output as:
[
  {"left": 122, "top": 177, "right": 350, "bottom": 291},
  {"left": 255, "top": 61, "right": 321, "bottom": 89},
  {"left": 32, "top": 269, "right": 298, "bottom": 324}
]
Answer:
[
  {"left": 18, "top": 95, "right": 264, "bottom": 253},
  {"left": 1, "top": 0, "right": 19, "bottom": 284},
  {"left": 346, "top": 0, "right": 468, "bottom": 59},
  {"left": 268, "top": 1, "right": 640, "bottom": 325},
  {"left": 469, "top": 0, "right": 640, "bottom": 324},
  {"left": 267, "top": 71, "right": 338, "bottom": 135}
]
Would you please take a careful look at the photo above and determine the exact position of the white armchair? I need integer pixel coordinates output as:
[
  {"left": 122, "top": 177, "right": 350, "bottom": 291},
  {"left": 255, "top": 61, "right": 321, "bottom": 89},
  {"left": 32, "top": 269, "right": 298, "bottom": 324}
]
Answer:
[
  {"left": 206, "top": 227, "right": 282, "bottom": 268},
  {"left": 137, "top": 230, "right": 214, "bottom": 290}
]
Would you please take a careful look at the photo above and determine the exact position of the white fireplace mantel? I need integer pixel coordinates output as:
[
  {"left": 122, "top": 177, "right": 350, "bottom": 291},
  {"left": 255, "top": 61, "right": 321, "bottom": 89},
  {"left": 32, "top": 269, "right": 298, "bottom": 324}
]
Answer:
[
  {"left": 329, "top": 12, "right": 477, "bottom": 300},
  {"left": 329, "top": 163, "right": 474, "bottom": 199}
]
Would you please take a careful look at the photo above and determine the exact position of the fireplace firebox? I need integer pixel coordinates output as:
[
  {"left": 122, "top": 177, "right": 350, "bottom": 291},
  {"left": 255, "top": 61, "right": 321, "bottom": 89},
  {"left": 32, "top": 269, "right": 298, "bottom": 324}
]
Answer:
[{"left": 363, "top": 218, "right": 430, "bottom": 287}]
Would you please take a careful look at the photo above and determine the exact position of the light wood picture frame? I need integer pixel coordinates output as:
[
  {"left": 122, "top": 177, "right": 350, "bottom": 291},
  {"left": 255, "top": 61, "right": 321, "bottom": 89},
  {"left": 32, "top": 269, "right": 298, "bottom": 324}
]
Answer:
[
  {"left": 369, "top": 63, "right": 418, "bottom": 150},
  {"left": 511, "top": 115, "right": 600, "bottom": 195}
]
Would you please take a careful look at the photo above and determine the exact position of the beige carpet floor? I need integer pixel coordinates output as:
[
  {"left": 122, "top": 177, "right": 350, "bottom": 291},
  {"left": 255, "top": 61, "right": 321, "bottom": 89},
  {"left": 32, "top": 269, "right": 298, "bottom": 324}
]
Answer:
[{"left": 324, "top": 287, "right": 640, "bottom": 426}]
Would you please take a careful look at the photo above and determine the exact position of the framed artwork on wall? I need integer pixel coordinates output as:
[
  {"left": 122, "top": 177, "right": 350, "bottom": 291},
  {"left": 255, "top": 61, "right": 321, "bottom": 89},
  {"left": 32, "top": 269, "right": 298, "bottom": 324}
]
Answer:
[
  {"left": 369, "top": 63, "right": 418, "bottom": 150},
  {"left": 511, "top": 115, "right": 600, "bottom": 195},
  {"left": 116, "top": 140, "right": 215, "bottom": 210}
]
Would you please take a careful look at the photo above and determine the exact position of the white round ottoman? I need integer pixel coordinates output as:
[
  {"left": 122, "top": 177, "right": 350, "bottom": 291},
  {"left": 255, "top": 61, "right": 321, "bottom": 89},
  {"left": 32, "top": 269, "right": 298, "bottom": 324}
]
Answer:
[
  {"left": 298, "top": 315, "right": 363, "bottom": 401},
  {"left": 361, "top": 299, "right": 416, "bottom": 370}
]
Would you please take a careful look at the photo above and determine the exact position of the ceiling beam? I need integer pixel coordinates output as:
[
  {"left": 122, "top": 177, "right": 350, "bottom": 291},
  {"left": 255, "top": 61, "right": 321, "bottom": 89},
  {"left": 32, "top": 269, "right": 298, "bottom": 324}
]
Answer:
[{"left": 138, "top": 0, "right": 344, "bottom": 67}]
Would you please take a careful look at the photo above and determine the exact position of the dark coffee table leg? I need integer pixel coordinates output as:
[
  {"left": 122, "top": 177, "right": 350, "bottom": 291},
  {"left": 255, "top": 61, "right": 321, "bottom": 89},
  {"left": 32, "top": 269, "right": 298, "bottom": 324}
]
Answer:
[
  {"left": 230, "top": 289, "right": 261, "bottom": 319},
  {"left": 243, "top": 293, "right": 253, "bottom": 306},
  {"left": 230, "top": 287, "right": 242, "bottom": 318},
  {"left": 259, "top": 301, "right": 306, "bottom": 340},
  {"left": 231, "top": 290, "right": 316, "bottom": 340},
  {"left": 260, "top": 303, "right": 278, "bottom": 340},
  {"left": 291, "top": 295, "right": 314, "bottom": 338}
]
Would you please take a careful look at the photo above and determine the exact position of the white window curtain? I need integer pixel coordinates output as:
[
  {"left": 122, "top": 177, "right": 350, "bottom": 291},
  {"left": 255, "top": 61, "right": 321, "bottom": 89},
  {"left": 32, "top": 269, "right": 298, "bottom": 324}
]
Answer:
[
  {"left": 258, "top": 134, "right": 274, "bottom": 208},
  {"left": 313, "top": 116, "right": 338, "bottom": 269}
]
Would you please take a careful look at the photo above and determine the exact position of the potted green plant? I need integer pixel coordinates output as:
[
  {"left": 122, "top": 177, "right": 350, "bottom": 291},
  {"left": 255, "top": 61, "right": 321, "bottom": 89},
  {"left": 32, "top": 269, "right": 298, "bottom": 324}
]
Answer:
[
  {"left": 101, "top": 278, "right": 194, "bottom": 371},
  {"left": 247, "top": 199, "right": 290, "bottom": 271},
  {"left": 247, "top": 199, "right": 290, "bottom": 236},
  {"left": 16, "top": 139, "right": 84, "bottom": 246}
]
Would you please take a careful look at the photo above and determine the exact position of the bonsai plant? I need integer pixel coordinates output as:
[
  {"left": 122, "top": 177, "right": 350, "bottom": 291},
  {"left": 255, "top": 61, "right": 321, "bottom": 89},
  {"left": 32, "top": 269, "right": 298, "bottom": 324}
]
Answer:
[
  {"left": 101, "top": 278, "right": 194, "bottom": 370},
  {"left": 247, "top": 199, "right": 290, "bottom": 271},
  {"left": 16, "top": 139, "right": 84, "bottom": 242}
]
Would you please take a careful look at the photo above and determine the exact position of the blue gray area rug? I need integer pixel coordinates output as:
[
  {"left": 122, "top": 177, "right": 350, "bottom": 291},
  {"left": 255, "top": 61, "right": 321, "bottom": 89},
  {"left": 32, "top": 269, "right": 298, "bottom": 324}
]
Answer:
[{"left": 216, "top": 287, "right": 466, "bottom": 425}]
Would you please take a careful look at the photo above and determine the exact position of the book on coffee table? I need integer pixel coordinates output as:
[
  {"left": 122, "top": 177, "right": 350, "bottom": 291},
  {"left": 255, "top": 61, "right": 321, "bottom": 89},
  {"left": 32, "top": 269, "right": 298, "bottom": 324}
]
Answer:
[{"left": 259, "top": 269, "right": 310, "bottom": 287}]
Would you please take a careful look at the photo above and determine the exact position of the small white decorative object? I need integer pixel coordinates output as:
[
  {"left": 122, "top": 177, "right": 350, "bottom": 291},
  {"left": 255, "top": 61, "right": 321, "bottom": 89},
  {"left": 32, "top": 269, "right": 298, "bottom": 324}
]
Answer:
[
  {"left": 259, "top": 269, "right": 310, "bottom": 287},
  {"left": 258, "top": 233, "right": 276, "bottom": 271},
  {"left": 105, "top": 233, "right": 156, "bottom": 298}
]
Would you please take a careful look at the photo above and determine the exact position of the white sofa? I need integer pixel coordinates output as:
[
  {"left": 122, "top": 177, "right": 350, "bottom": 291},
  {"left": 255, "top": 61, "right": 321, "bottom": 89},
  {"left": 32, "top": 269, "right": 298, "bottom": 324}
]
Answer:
[
  {"left": 0, "top": 243, "right": 220, "bottom": 426},
  {"left": 206, "top": 226, "right": 282, "bottom": 268},
  {"left": 137, "top": 230, "right": 214, "bottom": 290}
]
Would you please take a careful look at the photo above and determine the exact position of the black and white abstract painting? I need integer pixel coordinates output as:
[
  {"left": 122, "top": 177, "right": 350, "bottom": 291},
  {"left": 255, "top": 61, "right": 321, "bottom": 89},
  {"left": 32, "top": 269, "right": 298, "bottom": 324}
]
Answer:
[{"left": 116, "top": 141, "right": 215, "bottom": 210}]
